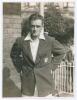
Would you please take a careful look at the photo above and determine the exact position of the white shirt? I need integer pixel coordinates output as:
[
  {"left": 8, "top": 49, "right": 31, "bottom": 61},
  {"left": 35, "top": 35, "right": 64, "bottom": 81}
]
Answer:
[
  {"left": 30, "top": 38, "right": 39, "bottom": 62},
  {"left": 24, "top": 29, "right": 45, "bottom": 62}
]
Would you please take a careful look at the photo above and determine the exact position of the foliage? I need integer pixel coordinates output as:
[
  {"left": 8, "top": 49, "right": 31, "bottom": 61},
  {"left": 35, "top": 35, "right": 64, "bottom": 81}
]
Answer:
[{"left": 44, "top": 4, "right": 74, "bottom": 45}]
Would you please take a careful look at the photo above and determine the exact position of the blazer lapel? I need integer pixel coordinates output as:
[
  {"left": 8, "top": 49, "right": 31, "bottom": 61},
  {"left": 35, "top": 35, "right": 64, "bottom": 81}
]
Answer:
[
  {"left": 24, "top": 39, "right": 47, "bottom": 64},
  {"left": 35, "top": 39, "right": 46, "bottom": 64},
  {"left": 26, "top": 41, "right": 34, "bottom": 62}
]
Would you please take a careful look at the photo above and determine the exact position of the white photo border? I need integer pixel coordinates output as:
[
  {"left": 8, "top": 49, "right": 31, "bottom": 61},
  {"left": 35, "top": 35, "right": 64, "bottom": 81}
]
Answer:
[{"left": 0, "top": 0, "right": 76, "bottom": 100}]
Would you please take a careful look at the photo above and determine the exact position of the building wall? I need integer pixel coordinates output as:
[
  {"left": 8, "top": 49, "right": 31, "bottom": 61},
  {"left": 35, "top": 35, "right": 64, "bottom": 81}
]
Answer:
[{"left": 3, "top": 3, "right": 22, "bottom": 96}]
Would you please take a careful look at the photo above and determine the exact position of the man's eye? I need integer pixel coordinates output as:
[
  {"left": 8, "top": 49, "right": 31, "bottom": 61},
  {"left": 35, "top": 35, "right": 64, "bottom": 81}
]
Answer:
[
  {"left": 36, "top": 25, "right": 41, "bottom": 28},
  {"left": 31, "top": 25, "right": 34, "bottom": 27},
  {"left": 31, "top": 25, "right": 41, "bottom": 28}
]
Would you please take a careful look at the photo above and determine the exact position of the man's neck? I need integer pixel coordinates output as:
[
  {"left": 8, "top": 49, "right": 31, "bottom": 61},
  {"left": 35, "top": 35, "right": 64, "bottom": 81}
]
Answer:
[
  {"left": 31, "top": 35, "right": 39, "bottom": 41},
  {"left": 31, "top": 37, "right": 39, "bottom": 42}
]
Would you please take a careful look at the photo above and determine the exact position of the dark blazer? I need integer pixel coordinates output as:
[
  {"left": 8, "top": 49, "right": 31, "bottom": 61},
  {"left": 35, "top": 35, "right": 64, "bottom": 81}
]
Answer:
[{"left": 11, "top": 34, "right": 66, "bottom": 97}]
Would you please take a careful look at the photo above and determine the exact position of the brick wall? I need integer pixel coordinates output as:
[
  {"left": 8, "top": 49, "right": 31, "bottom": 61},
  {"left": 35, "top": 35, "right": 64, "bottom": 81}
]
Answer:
[
  {"left": 3, "top": 15, "right": 22, "bottom": 90},
  {"left": 3, "top": 15, "right": 21, "bottom": 37},
  {"left": 3, "top": 3, "right": 22, "bottom": 95}
]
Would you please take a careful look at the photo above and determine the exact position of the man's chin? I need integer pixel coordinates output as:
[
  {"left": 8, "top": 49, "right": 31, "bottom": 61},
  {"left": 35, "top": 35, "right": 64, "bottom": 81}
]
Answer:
[
  {"left": 31, "top": 35, "right": 38, "bottom": 39},
  {"left": 32, "top": 34, "right": 38, "bottom": 37},
  {"left": 33, "top": 35, "right": 38, "bottom": 37}
]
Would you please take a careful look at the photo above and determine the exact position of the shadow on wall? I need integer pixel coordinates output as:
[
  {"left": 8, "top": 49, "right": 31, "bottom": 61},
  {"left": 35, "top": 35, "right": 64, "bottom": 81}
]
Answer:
[
  {"left": 21, "top": 18, "right": 30, "bottom": 37},
  {"left": 3, "top": 67, "right": 21, "bottom": 97}
]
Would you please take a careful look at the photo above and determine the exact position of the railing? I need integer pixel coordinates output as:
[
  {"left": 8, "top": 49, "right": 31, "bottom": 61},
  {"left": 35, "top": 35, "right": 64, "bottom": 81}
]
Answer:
[{"left": 52, "top": 61, "right": 74, "bottom": 94}]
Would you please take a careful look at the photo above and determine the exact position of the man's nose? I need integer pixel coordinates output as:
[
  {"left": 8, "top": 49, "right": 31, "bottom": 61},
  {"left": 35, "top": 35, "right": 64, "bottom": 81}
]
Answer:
[{"left": 33, "top": 26, "right": 37, "bottom": 30}]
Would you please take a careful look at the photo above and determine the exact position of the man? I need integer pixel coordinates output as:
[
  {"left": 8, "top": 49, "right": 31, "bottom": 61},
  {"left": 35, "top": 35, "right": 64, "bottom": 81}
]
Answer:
[{"left": 11, "top": 13, "right": 66, "bottom": 97}]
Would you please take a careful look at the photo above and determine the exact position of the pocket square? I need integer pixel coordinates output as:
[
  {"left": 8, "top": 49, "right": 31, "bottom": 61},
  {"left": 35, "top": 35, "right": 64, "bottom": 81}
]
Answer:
[{"left": 44, "top": 57, "right": 48, "bottom": 63}]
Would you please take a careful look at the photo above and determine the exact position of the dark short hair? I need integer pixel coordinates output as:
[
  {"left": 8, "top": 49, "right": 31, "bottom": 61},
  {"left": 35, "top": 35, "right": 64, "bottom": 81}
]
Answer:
[{"left": 29, "top": 13, "right": 44, "bottom": 25}]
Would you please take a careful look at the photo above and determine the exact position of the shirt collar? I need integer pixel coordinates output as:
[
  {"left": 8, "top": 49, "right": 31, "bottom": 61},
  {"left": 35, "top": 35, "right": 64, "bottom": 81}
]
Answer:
[{"left": 24, "top": 29, "right": 45, "bottom": 41}]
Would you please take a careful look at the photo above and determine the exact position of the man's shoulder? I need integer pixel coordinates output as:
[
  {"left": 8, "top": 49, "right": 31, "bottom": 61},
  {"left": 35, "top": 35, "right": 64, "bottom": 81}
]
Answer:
[
  {"left": 44, "top": 33, "right": 55, "bottom": 42},
  {"left": 16, "top": 36, "right": 25, "bottom": 42},
  {"left": 15, "top": 36, "right": 25, "bottom": 45}
]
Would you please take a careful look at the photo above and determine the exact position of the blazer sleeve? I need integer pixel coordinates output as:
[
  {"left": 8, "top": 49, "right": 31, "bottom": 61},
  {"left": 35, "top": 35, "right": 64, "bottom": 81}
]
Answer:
[
  {"left": 51, "top": 38, "right": 66, "bottom": 71},
  {"left": 10, "top": 38, "right": 23, "bottom": 73}
]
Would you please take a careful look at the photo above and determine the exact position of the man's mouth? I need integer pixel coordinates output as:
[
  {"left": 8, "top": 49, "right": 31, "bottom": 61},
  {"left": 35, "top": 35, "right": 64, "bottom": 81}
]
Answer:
[{"left": 32, "top": 32, "right": 37, "bottom": 36}]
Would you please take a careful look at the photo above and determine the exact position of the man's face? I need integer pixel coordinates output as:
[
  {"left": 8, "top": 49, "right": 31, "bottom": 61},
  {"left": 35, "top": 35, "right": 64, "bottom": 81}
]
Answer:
[{"left": 30, "top": 19, "right": 43, "bottom": 39}]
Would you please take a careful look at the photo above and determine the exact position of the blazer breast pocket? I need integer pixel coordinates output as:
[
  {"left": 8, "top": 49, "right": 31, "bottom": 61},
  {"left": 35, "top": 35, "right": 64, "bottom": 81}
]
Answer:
[{"left": 40, "top": 55, "right": 51, "bottom": 64}]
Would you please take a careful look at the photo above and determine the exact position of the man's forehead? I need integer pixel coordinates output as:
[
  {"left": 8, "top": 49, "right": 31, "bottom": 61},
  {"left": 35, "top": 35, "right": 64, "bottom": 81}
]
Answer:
[
  {"left": 31, "top": 19, "right": 42, "bottom": 22},
  {"left": 30, "top": 19, "right": 43, "bottom": 25}
]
